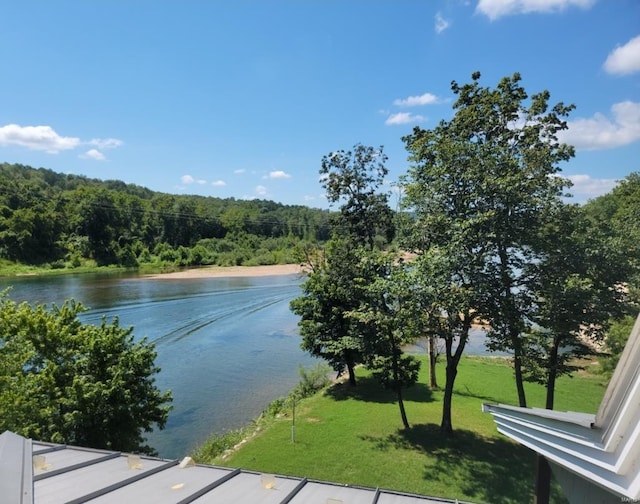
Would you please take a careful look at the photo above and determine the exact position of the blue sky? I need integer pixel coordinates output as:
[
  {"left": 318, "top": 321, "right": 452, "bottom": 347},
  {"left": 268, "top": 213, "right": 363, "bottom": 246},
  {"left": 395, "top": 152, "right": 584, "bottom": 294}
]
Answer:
[{"left": 0, "top": 0, "right": 638, "bottom": 208}]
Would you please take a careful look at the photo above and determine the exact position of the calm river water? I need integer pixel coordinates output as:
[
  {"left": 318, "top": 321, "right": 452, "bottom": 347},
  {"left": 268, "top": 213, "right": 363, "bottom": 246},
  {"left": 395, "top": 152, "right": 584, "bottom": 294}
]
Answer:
[
  {"left": 0, "top": 271, "right": 495, "bottom": 459},
  {"left": 0, "top": 271, "right": 316, "bottom": 458}
]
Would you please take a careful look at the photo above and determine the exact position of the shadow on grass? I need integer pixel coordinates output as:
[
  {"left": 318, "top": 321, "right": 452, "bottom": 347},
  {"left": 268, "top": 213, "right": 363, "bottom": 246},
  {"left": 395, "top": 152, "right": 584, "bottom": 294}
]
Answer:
[
  {"left": 360, "top": 423, "right": 538, "bottom": 504},
  {"left": 325, "top": 375, "right": 434, "bottom": 404},
  {"left": 453, "top": 383, "right": 505, "bottom": 405}
]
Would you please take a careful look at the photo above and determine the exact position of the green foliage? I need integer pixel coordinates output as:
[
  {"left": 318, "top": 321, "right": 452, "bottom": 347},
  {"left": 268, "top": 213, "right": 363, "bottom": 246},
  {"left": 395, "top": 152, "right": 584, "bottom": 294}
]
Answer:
[
  {"left": 0, "top": 292, "right": 172, "bottom": 454},
  {"left": 401, "top": 71, "right": 581, "bottom": 422},
  {"left": 291, "top": 362, "right": 333, "bottom": 399},
  {"left": 583, "top": 172, "right": 640, "bottom": 298},
  {"left": 320, "top": 144, "right": 394, "bottom": 248},
  {"left": 291, "top": 144, "right": 396, "bottom": 389},
  {"left": 0, "top": 163, "right": 331, "bottom": 271},
  {"left": 290, "top": 240, "right": 370, "bottom": 386},
  {"left": 190, "top": 425, "right": 254, "bottom": 463},
  {"left": 520, "top": 204, "right": 631, "bottom": 408},
  {"left": 599, "top": 315, "right": 636, "bottom": 376}
]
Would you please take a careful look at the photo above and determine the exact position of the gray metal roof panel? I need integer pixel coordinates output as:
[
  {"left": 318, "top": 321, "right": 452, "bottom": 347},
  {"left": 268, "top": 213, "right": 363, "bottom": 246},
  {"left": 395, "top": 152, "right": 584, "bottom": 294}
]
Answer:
[
  {"left": 85, "top": 464, "right": 235, "bottom": 503},
  {"left": 0, "top": 431, "right": 474, "bottom": 504},
  {"left": 286, "top": 480, "right": 377, "bottom": 504},
  {"left": 34, "top": 454, "right": 170, "bottom": 504},
  {"left": 0, "top": 431, "right": 33, "bottom": 504},
  {"left": 191, "top": 471, "right": 303, "bottom": 503}
]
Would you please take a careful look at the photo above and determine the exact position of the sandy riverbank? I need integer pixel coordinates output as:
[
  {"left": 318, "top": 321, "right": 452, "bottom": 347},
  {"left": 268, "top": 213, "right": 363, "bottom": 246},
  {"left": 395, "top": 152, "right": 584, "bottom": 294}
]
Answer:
[{"left": 145, "top": 263, "right": 306, "bottom": 279}]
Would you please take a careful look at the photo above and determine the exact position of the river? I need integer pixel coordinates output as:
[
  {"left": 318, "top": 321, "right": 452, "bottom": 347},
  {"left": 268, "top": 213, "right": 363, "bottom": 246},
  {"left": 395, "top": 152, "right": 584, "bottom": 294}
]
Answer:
[
  {"left": 0, "top": 270, "right": 497, "bottom": 459},
  {"left": 0, "top": 271, "right": 316, "bottom": 458}
]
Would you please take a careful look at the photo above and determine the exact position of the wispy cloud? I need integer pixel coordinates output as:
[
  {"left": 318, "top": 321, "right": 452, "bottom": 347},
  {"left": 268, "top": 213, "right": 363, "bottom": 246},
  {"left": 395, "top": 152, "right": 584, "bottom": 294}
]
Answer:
[
  {"left": 181, "top": 174, "right": 207, "bottom": 185},
  {"left": 393, "top": 92, "right": 440, "bottom": 107},
  {"left": 435, "top": 12, "right": 450, "bottom": 34},
  {"left": 604, "top": 35, "right": 640, "bottom": 76},
  {"left": 242, "top": 185, "right": 270, "bottom": 201},
  {"left": 80, "top": 149, "right": 106, "bottom": 161},
  {"left": 385, "top": 112, "right": 426, "bottom": 126},
  {"left": 211, "top": 180, "right": 226, "bottom": 187},
  {"left": 565, "top": 174, "right": 619, "bottom": 201},
  {"left": 266, "top": 170, "right": 291, "bottom": 179},
  {"left": 476, "top": 0, "right": 595, "bottom": 20},
  {"left": 89, "top": 138, "right": 123, "bottom": 150},
  {"left": 234, "top": 169, "right": 246, "bottom": 174},
  {"left": 0, "top": 123, "right": 123, "bottom": 160},
  {"left": 559, "top": 101, "right": 640, "bottom": 150}
]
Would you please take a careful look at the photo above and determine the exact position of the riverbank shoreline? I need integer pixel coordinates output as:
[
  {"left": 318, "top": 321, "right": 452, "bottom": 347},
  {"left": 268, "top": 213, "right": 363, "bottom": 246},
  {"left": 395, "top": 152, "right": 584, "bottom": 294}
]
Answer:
[{"left": 145, "top": 263, "right": 307, "bottom": 279}]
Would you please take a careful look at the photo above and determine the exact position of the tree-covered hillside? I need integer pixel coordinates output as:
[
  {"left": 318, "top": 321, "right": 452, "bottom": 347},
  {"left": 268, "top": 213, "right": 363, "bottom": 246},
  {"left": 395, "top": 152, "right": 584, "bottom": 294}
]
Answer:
[{"left": 0, "top": 163, "right": 331, "bottom": 269}]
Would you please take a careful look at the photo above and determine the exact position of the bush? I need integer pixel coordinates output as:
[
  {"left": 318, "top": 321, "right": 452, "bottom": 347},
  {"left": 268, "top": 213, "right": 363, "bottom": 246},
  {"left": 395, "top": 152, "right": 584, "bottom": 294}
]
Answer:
[
  {"left": 0, "top": 295, "right": 171, "bottom": 454},
  {"left": 291, "top": 363, "right": 333, "bottom": 399}
]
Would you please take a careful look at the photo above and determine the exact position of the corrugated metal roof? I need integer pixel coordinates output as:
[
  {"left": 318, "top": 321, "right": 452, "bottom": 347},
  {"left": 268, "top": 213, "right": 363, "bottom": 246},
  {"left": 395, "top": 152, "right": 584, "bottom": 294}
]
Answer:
[{"left": 1, "top": 431, "right": 473, "bottom": 504}]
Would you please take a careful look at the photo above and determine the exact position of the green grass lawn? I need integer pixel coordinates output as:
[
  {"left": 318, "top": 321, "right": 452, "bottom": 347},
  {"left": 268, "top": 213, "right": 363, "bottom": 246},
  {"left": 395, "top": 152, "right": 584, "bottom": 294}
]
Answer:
[{"left": 198, "top": 356, "right": 608, "bottom": 504}]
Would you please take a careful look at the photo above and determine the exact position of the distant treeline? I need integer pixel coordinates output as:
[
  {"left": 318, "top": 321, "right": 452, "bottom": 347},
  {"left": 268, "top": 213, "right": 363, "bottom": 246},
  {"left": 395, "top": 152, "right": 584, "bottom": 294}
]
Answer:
[{"left": 0, "top": 163, "right": 332, "bottom": 268}]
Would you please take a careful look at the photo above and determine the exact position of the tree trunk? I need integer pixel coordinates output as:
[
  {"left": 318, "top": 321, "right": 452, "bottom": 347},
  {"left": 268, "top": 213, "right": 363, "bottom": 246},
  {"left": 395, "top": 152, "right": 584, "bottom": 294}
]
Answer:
[
  {"left": 428, "top": 335, "right": 438, "bottom": 390},
  {"left": 545, "top": 338, "right": 560, "bottom": 410},
  {"left": 440, "top": 318, "right": 470, "bottom": 435},
  {"left": 511, "top": 330, "right": 528, "bottom": 408},
  {"left": 346, "top": 354, "right": 357, "bottom": 386},
  {"left": 440, "top": 359, "right": 457, "bottom": 435},
  {"left": 390, "top": 347, "right": 410, "bottom": 429},
  {"left": 498, "top": 245, "right": 527, "bottom": 408},
  {"left": 535, "top": 340, "right": 561, "bottom": 504},
  {"left": 397, "top": 387, "right": 410, "bottom": 430},
  {"left": 534, "top": 455, "right": 551, "bottom": 504}
]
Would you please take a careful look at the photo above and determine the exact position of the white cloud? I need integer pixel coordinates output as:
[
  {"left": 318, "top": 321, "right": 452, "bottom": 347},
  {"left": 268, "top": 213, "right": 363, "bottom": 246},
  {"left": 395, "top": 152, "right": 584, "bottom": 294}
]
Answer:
[
  {"left": 385, "top": 112, "right": 426, "bottom": 125},
  {"left": 566, "top": 174, "right": 619, "bottom": 200},
  {"left": 435, "top": 12, "right": 450, "bottom": 34},
  {"left": 476, "top": 0, "right": 595, "bottom": 20},
  {"left": 88, "top": 138, "right": 124, "bottom": 150},
  {"left": 234, "top": 169, "right": 246, "bottom": 174},
  {"left": 81, "top": 149, "right": 106, "bottom": 161},
  {"left": 197, "top": 179, "right": 206, "bottom": 185},
  {"left": 0, "top": 124, "right": 80, "bottom": 153},
  {"left": 604, "top": 35, "right": 640, "bottom": 76},
  {"left": 393, "top": 93, "right": 440, "bottom": 107},
  {"left": 0, "top": 123, "right": 123, "bottom": 159},
  {"left": 559, "top": 101, "right": 640, "bottom": 150},
  {"left": 181, "top": 175, "right": 195, "bottom": 184},
  {"left": 255, "top": 185, "right": 268, "bottom": 196},
  {"left": 267, "top": 170, "right": 291, "bottom": 179},
  {"left": 211, "top": 180, "right": 226, "bottom": 187}
]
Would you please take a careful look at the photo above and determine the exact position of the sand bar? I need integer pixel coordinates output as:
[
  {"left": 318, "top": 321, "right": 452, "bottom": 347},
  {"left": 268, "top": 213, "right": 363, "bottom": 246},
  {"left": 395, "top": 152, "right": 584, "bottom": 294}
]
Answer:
[{"left": 145, "top": 263, "right": 306, "bottom": 279}]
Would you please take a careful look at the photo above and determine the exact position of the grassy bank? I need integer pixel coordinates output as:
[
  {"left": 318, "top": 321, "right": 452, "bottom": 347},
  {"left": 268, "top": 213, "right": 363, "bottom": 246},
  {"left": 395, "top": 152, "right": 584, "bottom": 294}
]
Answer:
[{"left": 193, "top": 355, "right": 608, "bottom": 504}]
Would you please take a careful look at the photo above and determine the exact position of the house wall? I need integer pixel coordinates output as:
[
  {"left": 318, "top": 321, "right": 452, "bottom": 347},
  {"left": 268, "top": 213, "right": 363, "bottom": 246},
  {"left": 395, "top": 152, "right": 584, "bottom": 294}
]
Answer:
[{"left": 550, "top": 463, "right": 621, "bottom": 504}]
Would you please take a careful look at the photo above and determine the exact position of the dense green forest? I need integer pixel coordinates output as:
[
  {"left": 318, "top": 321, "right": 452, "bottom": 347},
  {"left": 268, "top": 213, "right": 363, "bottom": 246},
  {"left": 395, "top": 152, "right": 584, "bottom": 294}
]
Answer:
[{"left": 0, "top": 162, "right": 331, "bottom": 270}]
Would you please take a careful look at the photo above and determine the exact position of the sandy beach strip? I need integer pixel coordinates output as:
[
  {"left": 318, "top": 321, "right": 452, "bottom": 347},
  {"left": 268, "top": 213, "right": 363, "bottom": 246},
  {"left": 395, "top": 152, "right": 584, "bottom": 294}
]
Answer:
[{"left": 145, "top": 263, "right": 306, "bottom": 279}]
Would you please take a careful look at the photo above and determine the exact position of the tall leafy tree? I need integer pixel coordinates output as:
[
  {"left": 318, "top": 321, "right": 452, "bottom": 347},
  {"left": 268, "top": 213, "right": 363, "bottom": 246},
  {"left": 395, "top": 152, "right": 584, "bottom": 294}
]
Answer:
[
  {"left": 522, "top": 204, "right": 630, "bottom": 409},
  {"left": 291, "top": 144, "right": 394, "bottom": 385},
  {"left": 415, "top": 245, "right": 482, "bottom": 435},
  {"left": 583, "top": 172, "right": 640, "bottom": 300},
  {"left": 320, "top": 144, "right": 394, "bottom": 248},
  {"left": 290, "top": 239, "right": 366, "bottom": 386},
  {"left": 0, "top": 293, "right": 172, "bottom": 455},
  {"left": 402, "top": 71, "right": 575, "bottom": 413},
  {"left": 347, "top": 252, "right": 422, "bottom": 428}
]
